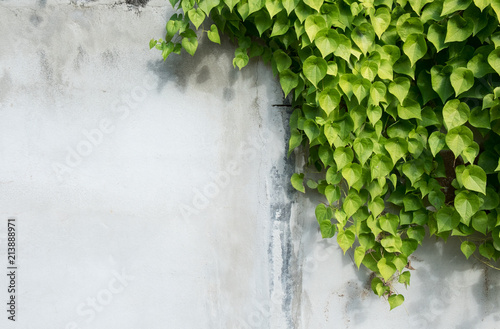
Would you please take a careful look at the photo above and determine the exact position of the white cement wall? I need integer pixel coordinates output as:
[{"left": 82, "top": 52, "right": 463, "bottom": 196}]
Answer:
[{"left": 0, "top": 1, "right": 499, "bottom": 329}]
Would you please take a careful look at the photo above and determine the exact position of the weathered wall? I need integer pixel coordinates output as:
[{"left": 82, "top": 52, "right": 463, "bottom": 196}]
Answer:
[{"left": 0, "top": 1, "right": 499, "bottom": 329}]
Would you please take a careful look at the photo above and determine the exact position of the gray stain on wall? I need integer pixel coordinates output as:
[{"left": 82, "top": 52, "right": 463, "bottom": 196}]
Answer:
[
  {"left": 125, "top": 0, "right": 149, "bottom": 6},
  {"left": 268, "top": 107, "right": 296, "bottom": 328}
]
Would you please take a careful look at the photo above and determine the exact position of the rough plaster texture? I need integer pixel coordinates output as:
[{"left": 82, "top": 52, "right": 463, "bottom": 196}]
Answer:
[{"left": 0, "top": 1, "right": 500, "bottom": 329}]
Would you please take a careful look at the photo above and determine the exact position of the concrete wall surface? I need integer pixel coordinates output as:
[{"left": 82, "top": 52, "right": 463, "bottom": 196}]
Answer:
[{"left": 0, "top": 1, "right": 499, "bottom": 329}]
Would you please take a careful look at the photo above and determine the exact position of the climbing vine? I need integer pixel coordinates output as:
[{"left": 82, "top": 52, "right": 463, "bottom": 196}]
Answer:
[{"left": 151, "top": 0, "right": 500, "bottom": 309}]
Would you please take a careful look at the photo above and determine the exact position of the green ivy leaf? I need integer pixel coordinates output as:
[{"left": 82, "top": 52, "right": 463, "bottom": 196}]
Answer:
[
  {"left": 180, "top": 28, "right": 199, "bottom": 56},
  {"left": 460, "top": 241, "right": 476, "bottom": 259},
  {"left": 401, "top": 238, "right": 419, "bottom": 256},
  {"left": 450, "top": 67, "right": 474, "bottom": 96},
  {"left": 445, "top": 16, "right": 474, "bottom": 43},
  {"left": 377, "top": 258, "right": 397, "bottom": 281},
  {"left": 315, "top": 29, "right": 339, "bottom": 58},
  {"left": 271, "top": 11, "right": 289, "bottom": 37},
  {"left": 479, "top": 242, "right": 495, "bottom": 260},
  {"left": 181, "top": 0, "right": 195, "bottom": 12},
  {"left": 187, "top": 8, "right": 206, "bottom": 29},
  {"left": 303, "top": 56, "right": 328, "bottom": 87},
  {"left": 441, "top": 0, "right": 472, "bottom": 16},
  {"left": 431, "top": 65, "right": 454, "bottom": 103},
  {"left": 472, "top": 211, "right": 488, "bottom": 235},
  {"left": 397, "top": 15, "right": 424, "bottom": 42},
  {"left": 325, "top": 185, "right": 340, "bottom": 204},
  {"left": 398, "top": 98, "right": 422, "bottom": 120},
  {"left": 404, "top": 194, "right": 423, "bottom": 212},
  {"left": 369, "top": 197, "right": 385, "bottom": 218},
  {"left": 421, "top": 1, "right": 443, "bottom": 23},
  {"left": 233, "top": 48, "right": 249, "bottom": 69},
  {"left": 315, "top": 203, "right": 332, "bottom": 222},
  {"left": 469, "top": 106, "right": 490, "bottom": 129},
  {"left": 337, "top": 228, "right": 356, "bottom": 254},
  {"left": 303, "top": 0, "right": 323, "bottom": 12},
  {"left": 360, "top": 61, "right": 379, "bottom": 82},
  {"left": 273, "top": 50, "right": 292, "bottom": 72},
  {"left": 467, "top": 53, "right": 495, "bottom": 78},
  {"left": 473, "top": 0, "right": 489, "bottom": 11},
  {"left": 367, "top": 105, "right": 383, "bottom": 125},
  {"left": 436, "top": 207, "right": 461, "bottom": 233},
  {"left": 354, "top": 246, "right": 366, "bottom": 269},
  {"left": 427, "top": 23, "right": 447, "bottom": 53},
  {"left": 409, "top": 0, "right": 433, "bottom": 14},
  {"left": 403, "top": 33, "right": 427, "bottom": 67},
  {"left": 462, "top": 142, "right": 479, "bottom": 164},
  {"left": 288, "top": 129, "right": 302, "bottom": 156},
  {"left": 342, "top": 163, "right": 363, "bottom": 188},
  {"left": 318, "top": 88, "right": 341, "bottom": 115},
  {"left": 353, "top": 138, "right": 374, "bottom": 165},
  {"left": 370, "top": 82, "right": 387, "bottom": 105},
  {"left": 385, "top": 138, "right": 408, "bottom": 163},
  {"left": 381, "top": 235, "right": 403, "bottom": 253},
  {"left": 351, "top": 23, "right": 376, "bottom": 55},
  {"left": 443, "top": 99, "right": 470, "bottom": 131},
  {"left": 388, "top": 294, "right": 405, "bottom": 310},
  {"left": 493, "top": 0, "right": 500, "bottom": 20},
  {"left": 488, "top": 48, "right": 500, "bottom": 76},
  {"left": 265, "top": 0, "right": 284, "bottom": 17},
  {"left": 445, "top": 126, "right": 473, "bottom": 158},
  {"left": 455, "top": 190, "right": 480, "bottom": 225},
  {"left": 479, "top": 187, "right": 500, "bottom": 210},
  {"left": 248, "top": 0, "right": 265, "bottom": 16},
  {"left": 371, "top": 154, "right": 393, "bottom": 180},
  {"left": 326, "top": 166, "right": 342, "bottom": 185},
  {"left": 169, "top": 0, "right": 180, "bottom": 8},
  {"left": 303, "top": 119, "right": 320, "bottom": 142},
  {"left": 388, "top": 77, "right": 411, "bottom": 104},
  {"left": 319, "top": 220, "right": 335, "bottom": 238},
  {"left": 399, "top": 271, "right": 411, "bottom": 286},
  {"left": 371, "top": 7, "right": 391, "bottom": 39},
  {"left": 282, "top": 0, "right": 300, "bottom": 15},
  {"left": 223, "top": 0, "right": 238, "bottom": 11},
  {"left": 462, "top": 165, "right": 487, "bottom": 195},
  {"left": 207, "top": 24, "right": 221, "bottom": 44},
  {"left": 279, "top": 69, "right": 299, "bottom": 97},
  {"left": 291, "top": 173, "right": 305, "bottom": 193},
  {"left": 254, "top": 10, "right": 273, "bottom": 36},
  {"left": 198, "top": 0, "right": 220, "bottom": 15},
  {"left": 407, "top": 226, "right": 426, "bottom": 244},
  {"left": 428, "top": 131, "right": 446, "bottom": 157},
  {"left": 343, "top": 190, "right": 363, "bottom": 217},
  {"left": 371, "top": 277, "right": 387, "bottom": 297},
  {"left": 380, "top": 213, "right": 399, "bottom": 236},
  {"left": 304, "top": 14, "right": 327, "bottom": 41},
  {"left": 334, "top": 147, "right": 354, "bottom": 170},
  {"left": 378, "top": 59, "right": 394, "bottom": 80},
  {"left": 352, "top": 78, "right": 371, "bottom": 103}
]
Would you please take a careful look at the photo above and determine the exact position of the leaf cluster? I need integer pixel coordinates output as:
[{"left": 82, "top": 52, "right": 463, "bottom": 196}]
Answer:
[{"left": 154, "top": 0, "right": 500, "bottom": 309}]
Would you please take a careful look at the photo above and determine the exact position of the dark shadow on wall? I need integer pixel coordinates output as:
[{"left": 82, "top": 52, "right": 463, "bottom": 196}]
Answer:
[
  {"left": 404, "top": 235, "right": 500, "bottom": 328},
  {"left": 126, "top": 0, "right": 150, "bottom": 6},
  {"left": 146, "top": 33, "right": 276, "bottom": 103}
]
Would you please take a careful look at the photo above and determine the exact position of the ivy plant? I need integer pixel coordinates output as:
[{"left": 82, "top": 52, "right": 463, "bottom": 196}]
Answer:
[{"left": 152, "top": 0, "right": 500, "bottom": 309}]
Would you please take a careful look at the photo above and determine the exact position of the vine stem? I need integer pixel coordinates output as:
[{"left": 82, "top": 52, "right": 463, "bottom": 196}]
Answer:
[{"left": 473, "top": 254, "right": 500, "bottom": 271}]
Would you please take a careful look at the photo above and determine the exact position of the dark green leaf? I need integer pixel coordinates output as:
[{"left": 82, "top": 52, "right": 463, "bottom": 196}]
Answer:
[{"left": 460, "top": 241, "right": 476, "bottom": 259}]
